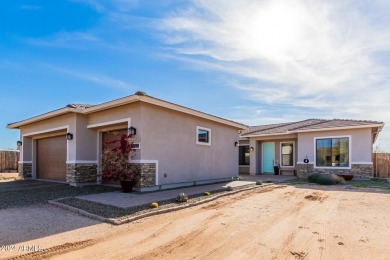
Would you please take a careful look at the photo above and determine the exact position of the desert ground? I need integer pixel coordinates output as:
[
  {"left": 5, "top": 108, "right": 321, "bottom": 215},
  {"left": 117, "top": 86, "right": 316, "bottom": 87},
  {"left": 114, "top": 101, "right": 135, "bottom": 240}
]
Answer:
[{"left": 2, "top": 184, "right": 390, "bottom": 260}]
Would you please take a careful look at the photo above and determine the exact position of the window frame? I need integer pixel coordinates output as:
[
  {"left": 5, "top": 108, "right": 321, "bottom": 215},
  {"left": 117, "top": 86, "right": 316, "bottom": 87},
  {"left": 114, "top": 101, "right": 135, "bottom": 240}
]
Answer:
[
  {"left": 314, "top": 135, "right": 351, "bottom": 169},
  {"left": 196, "top": 126, "right": 211, "bottom": 146},
  {"left": 280, "top": 141, "right": 295, "bottom": 167},
  {"left": 239, "top": 144, "right": 250, "bottom": 166}
]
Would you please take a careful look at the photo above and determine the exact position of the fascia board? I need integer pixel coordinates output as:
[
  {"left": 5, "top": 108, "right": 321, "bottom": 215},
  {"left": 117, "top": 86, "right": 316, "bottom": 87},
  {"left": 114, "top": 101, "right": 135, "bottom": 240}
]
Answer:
[{"left": 7, "top": 108, "right": 78, "bottom": 129}]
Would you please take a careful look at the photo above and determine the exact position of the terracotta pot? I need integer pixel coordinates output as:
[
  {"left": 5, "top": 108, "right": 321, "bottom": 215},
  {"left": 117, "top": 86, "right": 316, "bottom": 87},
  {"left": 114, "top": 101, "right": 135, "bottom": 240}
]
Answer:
[
  {"left": 337, "top": 174, "right": 354, "bottom": 181},
  {"left": 120, "top": 180, "right": 134, "bottom": 193}
]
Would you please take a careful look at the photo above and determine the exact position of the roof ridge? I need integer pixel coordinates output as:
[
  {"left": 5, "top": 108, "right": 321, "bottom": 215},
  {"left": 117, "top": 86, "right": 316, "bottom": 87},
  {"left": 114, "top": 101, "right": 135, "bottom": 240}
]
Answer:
[
  {"left": 287, "top": 119, "right": 330, "bottom": 131},
  {"left": 66, "top": 104, "right": 95, "bottom": 109}
]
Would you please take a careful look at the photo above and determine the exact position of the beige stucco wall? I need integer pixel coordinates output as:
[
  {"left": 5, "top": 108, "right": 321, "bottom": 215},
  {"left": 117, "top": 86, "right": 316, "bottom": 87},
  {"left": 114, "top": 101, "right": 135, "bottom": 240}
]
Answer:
[
  {"left": 247, "top": 134, "right": 298, "bottom": 174},
  {"left": 85, "top": 102, "right": 142, "bottom": 161},
  {"left": 17, "top": 101, "right": 242, "bottom": 185},
  {"left": 74, "top": 114, "right": 98, "bottom": 161},
  {"left": 19, "top": 113, "right": 76, "bottom": 162},
  {"left": 297, "top": 128, "right": 373, "bottom": 164},
  {"left": 139, "top": 103, "right": 240, "bottom": 185}
]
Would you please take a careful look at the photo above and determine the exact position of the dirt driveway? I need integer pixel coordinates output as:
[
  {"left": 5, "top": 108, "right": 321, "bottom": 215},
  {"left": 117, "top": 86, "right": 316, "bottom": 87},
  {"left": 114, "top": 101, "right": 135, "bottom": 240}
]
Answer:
[{"left": 4, "top": 185, "right": 390, "bottom": 259}]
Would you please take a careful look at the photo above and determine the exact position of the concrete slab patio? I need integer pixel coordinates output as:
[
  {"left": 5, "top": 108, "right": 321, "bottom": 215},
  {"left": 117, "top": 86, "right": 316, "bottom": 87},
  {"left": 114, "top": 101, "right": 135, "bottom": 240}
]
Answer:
[{"left": 76, "top": 175, "right": 296, "bottom": 209}]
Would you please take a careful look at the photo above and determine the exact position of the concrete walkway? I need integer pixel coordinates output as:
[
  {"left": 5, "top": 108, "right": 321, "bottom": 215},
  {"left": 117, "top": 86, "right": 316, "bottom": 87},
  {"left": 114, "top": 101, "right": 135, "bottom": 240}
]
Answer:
[{"left": 76, "top": 175, "right": 296, "bottom": 209}]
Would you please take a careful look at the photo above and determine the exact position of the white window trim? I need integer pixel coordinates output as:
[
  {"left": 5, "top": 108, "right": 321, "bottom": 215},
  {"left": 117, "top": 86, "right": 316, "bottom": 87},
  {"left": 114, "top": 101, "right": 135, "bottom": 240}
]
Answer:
[
  {"left": 87, "top": 118, "right": 131, "bottom": 129},
  {"left": 280, "top": 141, "right": 295, "bottom": 167},
  {"left": 314, "top": 135, "right": 352, "bottom": 170},
  {"left": 196, "top": 126, "right": 211, "bottom": 146},
  {"left": 131, "top": 142, "right": 141, "bottom": 149}
]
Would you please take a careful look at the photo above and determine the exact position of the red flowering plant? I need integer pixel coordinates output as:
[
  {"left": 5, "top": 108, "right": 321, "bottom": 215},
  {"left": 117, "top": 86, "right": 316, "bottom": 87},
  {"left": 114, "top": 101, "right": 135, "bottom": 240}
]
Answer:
[{"left": 99, "top": 132, "right": 140, "bottom": 183}]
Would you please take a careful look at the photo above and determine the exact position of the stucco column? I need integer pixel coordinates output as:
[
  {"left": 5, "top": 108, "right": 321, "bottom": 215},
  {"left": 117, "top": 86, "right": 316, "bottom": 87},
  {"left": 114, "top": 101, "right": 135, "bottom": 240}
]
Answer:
[{"left": 249, "top": 139, "right": 258, "bottom": 175}]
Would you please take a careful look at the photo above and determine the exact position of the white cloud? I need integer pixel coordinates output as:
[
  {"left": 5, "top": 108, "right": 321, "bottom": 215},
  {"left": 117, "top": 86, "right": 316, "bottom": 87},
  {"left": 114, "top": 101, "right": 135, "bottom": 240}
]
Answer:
[
  {"left": 156, "top": 0, "right": 390, "bottom": 149},
  {"left": 68, "top": 0, "right": 106, "bottom": 12},
  {"left": 24, "top": 31, "right": 100, "bottom": 48},
  {"left": 42, "top": 64, "right": 136, "bottom": 91},
  {"left": 19, "top": 5, "right": 42, "bottom": 10}
]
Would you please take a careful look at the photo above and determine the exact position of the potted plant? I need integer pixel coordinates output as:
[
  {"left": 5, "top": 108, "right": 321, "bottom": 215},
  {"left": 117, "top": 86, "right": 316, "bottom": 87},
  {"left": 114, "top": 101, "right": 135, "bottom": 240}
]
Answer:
[
  {"left": 99, "top": 132, "right": 140, "bottom": 193},
  {"left": 273, "top": 161, "right": 280, "bottom": 175}
]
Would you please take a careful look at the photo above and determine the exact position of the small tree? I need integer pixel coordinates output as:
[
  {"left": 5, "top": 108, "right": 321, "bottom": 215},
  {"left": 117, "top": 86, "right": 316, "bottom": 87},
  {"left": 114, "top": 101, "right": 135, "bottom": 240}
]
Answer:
[{"left": 100, "top": 132, "right": 140, "bottom": 183}]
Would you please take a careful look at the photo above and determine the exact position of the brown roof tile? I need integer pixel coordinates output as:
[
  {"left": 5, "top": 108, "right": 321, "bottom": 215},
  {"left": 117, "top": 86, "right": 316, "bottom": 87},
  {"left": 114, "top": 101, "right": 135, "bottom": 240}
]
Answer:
[
  {"left": 242, "top": 119, "right": 383, "bottom": 136},
  {"left": 66, "top": 104, "right": 95, "bottom": 109}
]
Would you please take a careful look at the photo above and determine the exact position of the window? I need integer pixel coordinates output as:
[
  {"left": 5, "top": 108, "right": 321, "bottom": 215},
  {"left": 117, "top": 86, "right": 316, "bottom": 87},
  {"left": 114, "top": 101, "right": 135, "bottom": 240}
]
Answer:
[
  {"left": 239, "top": 145, "right": 250, "bottom": 165},
  {"left": 316, "top": 137, "right": 349, "bottom": 167},
  {"left": 196, "top": 126, "right": 211, "bottom": 145},
  {"left": 281, "top": 142, "right": 294, "bottom": 166}
]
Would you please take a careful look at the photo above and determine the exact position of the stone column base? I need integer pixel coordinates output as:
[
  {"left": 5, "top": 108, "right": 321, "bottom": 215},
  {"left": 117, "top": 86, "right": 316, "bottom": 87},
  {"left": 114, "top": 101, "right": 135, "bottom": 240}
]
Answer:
[
  {"left": 135, "top": 162, "right": 156, "bottom": 188},
  {"left": 66, "top": 163, "right": 97, "bottom": 186},
  {"left": 18, "top": 163, "right": 32, "bottom": 179}
]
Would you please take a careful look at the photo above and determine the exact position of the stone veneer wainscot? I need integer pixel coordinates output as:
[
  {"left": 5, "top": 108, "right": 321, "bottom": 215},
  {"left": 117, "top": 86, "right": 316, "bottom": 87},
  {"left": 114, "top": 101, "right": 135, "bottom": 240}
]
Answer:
[
  {"left": 65, "top": 162, "right": 157, "bottom": 189},
  {"left": 18, "top": 162, "right": 32, "bottom": 178},
  {"left": 136, "top": 162, "right": 156, "bottom": 187},
  {"left": 66, "top": 163, "right": 97, "bottom": 186},
  {"left": 296, "top": 163, "right": 373, "bottom": 178}
]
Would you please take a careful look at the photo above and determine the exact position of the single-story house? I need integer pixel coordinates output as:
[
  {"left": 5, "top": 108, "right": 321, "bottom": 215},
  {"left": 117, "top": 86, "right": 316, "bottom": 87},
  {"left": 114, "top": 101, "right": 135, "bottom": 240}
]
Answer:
[
  {"left": 7, "top": 92, "right": 247, "bottom": 191},
  {"left": 238, "top": 119, "right": 384, "bottom": 177}
]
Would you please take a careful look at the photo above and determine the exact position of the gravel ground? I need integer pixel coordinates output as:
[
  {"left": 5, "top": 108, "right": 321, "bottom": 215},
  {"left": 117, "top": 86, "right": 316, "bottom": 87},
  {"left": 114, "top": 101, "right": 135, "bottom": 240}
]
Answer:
[
  {"left": 57, "top": 183, "right": 264, "bottom": 220},
  {"left": 0, "top": 204, "right": 104, "bottom": 245},
  {"left": 58, "top": 191, "right": 224, "bottom": 219},
  {"left": 0, "top": 172, "right": 19, "bottom": 182},
  {"left": 0, "top": 181, "right": 120, "bottom": 209}
]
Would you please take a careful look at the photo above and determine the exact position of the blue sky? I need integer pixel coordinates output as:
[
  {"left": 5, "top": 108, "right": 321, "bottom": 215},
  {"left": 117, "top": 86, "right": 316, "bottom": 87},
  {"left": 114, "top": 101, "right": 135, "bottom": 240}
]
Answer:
[{"left": 1, "top": 0, "right": 389, "bottom": 151}]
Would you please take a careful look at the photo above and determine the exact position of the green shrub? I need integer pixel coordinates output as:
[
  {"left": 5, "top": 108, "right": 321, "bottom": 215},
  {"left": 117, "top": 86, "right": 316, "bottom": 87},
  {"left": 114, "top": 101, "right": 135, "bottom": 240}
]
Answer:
[
  {"left": 266, "top": 179, "right": 273, "bottom": 183},
  {"left": 150, "top": 202, "right": 159, "bottom": 208},
  {"left": 204, "top": 191, "right": 211, "bottom": 196},
  {"left": 316, "top": 174, "right": 342, "bottom": 185},
  {"left": 339, "top": 177, "right": 346, "bottom": 185},
  {"left": 256, "top": 180, "right": 263, "bottom": 185},
  {"left": 226, "top": 186, "right": 233, "bottom": 191},
  {"left": 307, "top": 173, "right": 322, "bottom": 183}
]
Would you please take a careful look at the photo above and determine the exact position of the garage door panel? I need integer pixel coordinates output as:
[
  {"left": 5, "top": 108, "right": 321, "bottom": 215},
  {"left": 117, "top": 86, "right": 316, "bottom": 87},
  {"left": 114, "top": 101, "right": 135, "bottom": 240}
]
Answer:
[{"left": 37, "top": 136, "right": 67, "bottom": 181}]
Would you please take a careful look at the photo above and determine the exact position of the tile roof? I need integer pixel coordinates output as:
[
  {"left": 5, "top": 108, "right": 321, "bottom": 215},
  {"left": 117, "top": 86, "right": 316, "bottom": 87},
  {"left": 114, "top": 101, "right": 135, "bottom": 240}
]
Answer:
[
  {"left": 66, "top": 104, "right": 95, "bottom": 109},
  {"left": 241, "top": 119, "right": 383, "bottom": 136}
]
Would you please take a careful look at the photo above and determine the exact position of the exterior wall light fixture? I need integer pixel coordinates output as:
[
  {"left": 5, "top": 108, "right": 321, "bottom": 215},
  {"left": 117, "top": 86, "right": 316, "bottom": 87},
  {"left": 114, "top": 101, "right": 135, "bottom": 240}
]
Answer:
[
  {"left": 249, "top": 147, "right": 254, "bottom": 152},
  {"left": 128, "top": 126, "right": 137, "bottom": 135},
  {"left": 17, "top": 141, "right": 22, "bottom": 146},
  {"left": 66, "top": 133, "right": 73, "bottom": 140}
]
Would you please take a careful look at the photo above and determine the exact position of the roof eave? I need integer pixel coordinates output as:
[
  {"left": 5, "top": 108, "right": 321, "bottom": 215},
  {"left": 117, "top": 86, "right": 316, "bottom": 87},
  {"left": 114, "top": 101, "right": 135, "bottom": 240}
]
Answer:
[
  {"left": 241, "top": 123, "right": 385, "bottom": 138},
  {"left": 293, "top": 124, "right": 385, "bottom": 133},
  {"left": 7, "top": 94, "right": 248, "bottom": 130},
  {"left": 139, "top": 96, "right": 248, "bottom": 129},
  {"left": 241, "top": 132, "right": 298, "bottom": 138},
  {"left": 82, "top": 95, "right": 141, "bottom": 114},
  {"left": 373, "top": 124, "right": 385, "bottom": 144},
  {"left": 7, "top": 107, "right": 78, "bottom": 129}
]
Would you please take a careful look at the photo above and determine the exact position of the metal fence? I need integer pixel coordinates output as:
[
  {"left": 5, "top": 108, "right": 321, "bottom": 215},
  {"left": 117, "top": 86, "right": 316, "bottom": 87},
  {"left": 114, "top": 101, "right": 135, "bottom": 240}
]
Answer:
[
  {"left": 0, "top": 150, "right": 19, "bottom": 172},
  {"left": 373, "top": 153, "right": 390, "bottom": 178}
]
